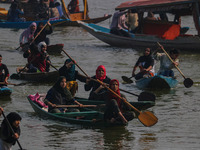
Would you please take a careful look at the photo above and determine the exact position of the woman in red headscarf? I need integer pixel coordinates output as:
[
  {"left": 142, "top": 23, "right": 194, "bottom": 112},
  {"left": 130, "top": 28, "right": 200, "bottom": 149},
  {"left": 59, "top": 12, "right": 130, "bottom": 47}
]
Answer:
[
  {"left": 91, "top": 79, "right": 135, "bottom": 124},
  {"left": 84, "top": 65, "right": 111, "bottom": 100}
]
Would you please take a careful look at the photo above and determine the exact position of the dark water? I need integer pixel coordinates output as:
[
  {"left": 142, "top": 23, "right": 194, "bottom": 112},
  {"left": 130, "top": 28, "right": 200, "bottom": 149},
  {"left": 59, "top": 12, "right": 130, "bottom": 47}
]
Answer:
[{"left": 0, "top": 1, "right": 200, "bottom": 149}]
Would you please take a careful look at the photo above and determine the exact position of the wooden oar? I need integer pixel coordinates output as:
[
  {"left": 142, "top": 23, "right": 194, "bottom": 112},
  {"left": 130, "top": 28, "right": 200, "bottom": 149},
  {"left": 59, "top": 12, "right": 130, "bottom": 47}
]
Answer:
[
  {"left": 62, "top": 49, "right": 156, "bottom": 102},
  {"left": 16, "top": 21, "right": 49, "bottom": 50},
  {"left": 56, "top": 104, "right": 97, "bottom": 108},
  {"left": 0, "top": 82, "right": 26, "bottom": 86},
  {"left": 157, "top": 42, "right": 193, "bottom": 88},
  {"left": 61, "top": 49, "right": 158, "bottom": 126},
  {"left": 121, "top": 76, "right": 133, "bottom": 83},
  {"left": 97, "top": 79, "right": 158, "bottom": 127},
  {"left": 2, "top": 111, "right": 25, "bottom": 150}
]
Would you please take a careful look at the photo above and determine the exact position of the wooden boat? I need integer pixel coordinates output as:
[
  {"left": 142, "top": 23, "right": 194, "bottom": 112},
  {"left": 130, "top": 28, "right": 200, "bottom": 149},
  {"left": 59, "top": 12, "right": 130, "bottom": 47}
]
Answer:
[
  {"left": 0, "top": 87, "right": 12, "bottom": 96},
  {"left": 78, "top": 0, "right": 200, "bottom": 51},
  {"left": 0, "top": 18, "right": 69, "bottom": 29},
  {"left": 27, "top": 96, "right": 127, "bottom": 126},
  {"left": 135, "top": 75, "right": 179, "bottom": 90},
  {"left": 11, "top": 67, "right": 59, "bottom": 82}
]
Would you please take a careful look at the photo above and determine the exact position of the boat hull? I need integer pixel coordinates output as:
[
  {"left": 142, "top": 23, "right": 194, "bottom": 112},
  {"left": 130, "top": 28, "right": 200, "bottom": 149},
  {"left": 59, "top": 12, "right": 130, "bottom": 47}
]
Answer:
[
  {"left": 0, "top": 87, "right": 12, "bottom": 96},
  {"left": 135, "top": 75, "right": 179, "bottom": 89},
  {"left": 78, "top": 21, "right": 200, "bottom": 51}
]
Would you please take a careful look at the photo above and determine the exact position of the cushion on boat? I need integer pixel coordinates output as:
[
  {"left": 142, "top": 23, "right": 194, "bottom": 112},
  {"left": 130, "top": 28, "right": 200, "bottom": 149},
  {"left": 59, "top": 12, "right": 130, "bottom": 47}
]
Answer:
[{"left": 28, "top": 93, "right": 48, "bottom": 108}]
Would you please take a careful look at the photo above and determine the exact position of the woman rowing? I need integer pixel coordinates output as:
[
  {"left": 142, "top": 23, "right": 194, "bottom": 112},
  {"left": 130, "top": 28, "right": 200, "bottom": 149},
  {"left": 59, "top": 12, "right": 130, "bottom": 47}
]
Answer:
[
  {"left": 23, "top": 42, "right": 50, "bottom": 73},
  {"left": 91, "top": 79, "right": 135, "bottom": 124},
  {"left": 0, "top": 55, "right": 9, "bottom": 87},
  {"left": 132, "top": 48, "right": 155, "bottom": 80},
  {"left": 84, "top": 65, "right": 111, "bottom": 100},
  {"left": 44, "top": 76, "right": 83, "bottom": 113}
]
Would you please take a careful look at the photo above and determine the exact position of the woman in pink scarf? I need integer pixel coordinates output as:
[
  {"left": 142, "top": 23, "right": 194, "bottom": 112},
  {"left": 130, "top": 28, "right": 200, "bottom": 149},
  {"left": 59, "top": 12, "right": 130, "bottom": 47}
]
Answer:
[
  {"left": 84, "top": 65, "right": 111, "bottom": 100},
  {"left": 19, "top": 22, "right": 37, "bottom": 46}
]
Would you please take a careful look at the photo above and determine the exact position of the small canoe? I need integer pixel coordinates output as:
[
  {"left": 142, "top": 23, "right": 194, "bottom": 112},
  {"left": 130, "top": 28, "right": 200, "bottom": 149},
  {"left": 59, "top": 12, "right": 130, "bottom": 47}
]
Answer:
[
  {"left": 0, "top": 87, "right": 12, "bottom": 96},
  {"left": 27, "top": 96, "right": 126, "bottom": 126},
  {"left": 135, "top": 75, "right": 179, "bottom": 90},
  {"left": 0, "top": 19, "right": 69, "bottom": 29},
  {"left": 10, "top": 68, "right": 59, "bottom": 82}
]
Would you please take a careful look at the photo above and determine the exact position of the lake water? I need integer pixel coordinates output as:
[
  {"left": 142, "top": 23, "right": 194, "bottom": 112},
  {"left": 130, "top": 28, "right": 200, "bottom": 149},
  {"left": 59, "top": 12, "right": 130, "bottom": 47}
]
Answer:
[{"left": 0, "top": 1, "right": 200, "bottom": 150}]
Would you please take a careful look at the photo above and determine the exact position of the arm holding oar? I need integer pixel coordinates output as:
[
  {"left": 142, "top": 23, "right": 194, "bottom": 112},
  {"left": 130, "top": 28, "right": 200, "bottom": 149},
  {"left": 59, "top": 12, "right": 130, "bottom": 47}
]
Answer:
[{"left": 157, "top": 42, "right": 193, "bottom": 88}]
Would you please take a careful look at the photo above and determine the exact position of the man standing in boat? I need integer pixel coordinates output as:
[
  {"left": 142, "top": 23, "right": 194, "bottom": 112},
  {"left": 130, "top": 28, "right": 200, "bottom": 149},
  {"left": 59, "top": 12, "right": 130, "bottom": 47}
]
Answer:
[
  {"left": 0, "top": 55, "right": 9, "bottom": 88},
  {"left": 153, "top": 48, "right": 179, "bottom": 77}
]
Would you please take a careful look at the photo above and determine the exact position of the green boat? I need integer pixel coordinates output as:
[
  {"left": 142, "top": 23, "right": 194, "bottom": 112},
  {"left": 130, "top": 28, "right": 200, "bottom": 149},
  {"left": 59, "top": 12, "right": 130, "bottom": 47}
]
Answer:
[{"left": 27, "top": 94, "right": 155, "bottom": 126}]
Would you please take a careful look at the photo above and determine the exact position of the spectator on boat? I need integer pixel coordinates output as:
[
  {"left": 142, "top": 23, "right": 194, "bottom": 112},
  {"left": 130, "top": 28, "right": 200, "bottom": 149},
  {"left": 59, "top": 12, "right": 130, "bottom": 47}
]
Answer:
[
  {"left": 0, "top": 55, "right": 9, "bottom": 88},
  {"left": 7, "top": 1, "right": 25, "bottom": 22},
  {"left": 144, "top": 12, "right": 159, "bottom": 21},
  {"left": 19, "top": 22, "right": 37, "bottom": 47},
  {"left": 127, "top": 10, "right": 139, "bottom": 33},
  {"left": 54, "top": 0, "right": 64, "bottom": 18},
  {"left": 34, "top": 21, "right": 53, "bottom": 45},
  {"left": 91, "top": 79, "right": 135, "bottom": 124},
  {"left": 85, "top": 65, "right": 111, "bottom": 100},
  {"left": 36, "top": 0, "right": 49, "bottom": 20},
  {"left": 110, "top": 10, "right": 130, "bottom": 37},
  {"left": 132, "top": 48, "right": 155, "bottom": 80},
  {"left": 44, "top": 76, "right": 83, "bottom": 113},
  {"left": 0, "top": 112, "right": 22, "bottom": 150},
  {"left": 153, "top": 48, "right": 179, "bottom": 77},
  {"left": 68, "top": 0, "right": 80, "bottom": 13},
  {"left": 59, "top": 59, "right": 86, "bottom": 96}
]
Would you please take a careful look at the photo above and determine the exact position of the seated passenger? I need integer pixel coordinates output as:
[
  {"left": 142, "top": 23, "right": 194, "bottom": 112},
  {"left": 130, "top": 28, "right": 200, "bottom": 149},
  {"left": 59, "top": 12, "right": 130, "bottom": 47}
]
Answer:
[
  {"left": 84, "top": 65, "right": 111, "bottom": 100},
  {"left": 7, "top": 1, "right": 25, "bottom": 22},
  {"left": 153, "top": 48, "right": 179, "bottom": 77},
  {"left": 36, "top": 0, "right": 49, "bottom": 20},
  {"left": 144, "top": 12, "right": 159, "bottom": 21},
  {"left": 67, "top": 0, "right": 80, "bottom": 13},
  {"left": 91, "top": 79, "right": 135, "bottom": 124},
  {"left": 132, "top": 48, "right": 155, "bottom": 80},
  {"left": 44, "top": 76, "right": 83, "bottom": 113},
  {"left": 0, "top": 55, "right": 9, "bottom": 88}
]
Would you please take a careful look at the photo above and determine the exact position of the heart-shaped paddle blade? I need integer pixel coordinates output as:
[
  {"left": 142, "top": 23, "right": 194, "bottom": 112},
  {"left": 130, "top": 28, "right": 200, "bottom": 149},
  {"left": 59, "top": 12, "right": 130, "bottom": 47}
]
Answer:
[
  {"left": 121, "top": 76, "right": 133, "bottom": 83},
  {"left": 138, "top": 111, "right": 158, "bottom": 127},
  {"left": 184, "top": 78, "right": 193, "bottom": 88},
  {"left": 138, "top": 92, "right": 156, "bottom": 102},
  {"left": 10, "top": 73, "right": 20, "bottom": 80}
]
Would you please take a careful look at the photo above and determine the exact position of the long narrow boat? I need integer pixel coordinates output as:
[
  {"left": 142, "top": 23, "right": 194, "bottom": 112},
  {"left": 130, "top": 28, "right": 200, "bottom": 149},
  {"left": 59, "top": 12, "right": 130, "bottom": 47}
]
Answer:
[
  {"left": 10, "top": 68, "right": 59, "bottom": 82},
  {"left": 135, "top": 75, "right": 179, "bottom": 90},
  {"left": 0, "top": 18, "right": 69, "bottom": 29},
  {"left": 78, "top": 0, "right": 200, "bottom": 51},
  {"left": 27, "top": 96, "right": 127, "bottom": 126},
  {"left": 0, "top": 87, "right": 12, "bottom": 96}
]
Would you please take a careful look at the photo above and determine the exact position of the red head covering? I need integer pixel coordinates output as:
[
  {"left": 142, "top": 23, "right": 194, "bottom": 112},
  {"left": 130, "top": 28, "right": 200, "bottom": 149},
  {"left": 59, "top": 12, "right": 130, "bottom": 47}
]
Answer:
[
  {"left": 96, "top": 65, "right": 106, "bottom": 81},
  {"left": 109, "top": 79, "right": 122, "bottom": 110}
]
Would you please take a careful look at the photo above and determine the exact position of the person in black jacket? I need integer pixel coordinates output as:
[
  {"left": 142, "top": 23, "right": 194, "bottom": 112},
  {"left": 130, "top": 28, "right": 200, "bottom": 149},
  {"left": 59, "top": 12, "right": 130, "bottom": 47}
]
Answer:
[
  {"left": 0, "top": 112, "right": 22, "bottom": 150},
  {"left": 84, "top": 65, "right": 111, "bottom": 100},
  {"left": 34, "top": 21, "right": 53, "bottom": 45},
  {"left": 0, "top": 55, "right": 9, "bottom": 87}
]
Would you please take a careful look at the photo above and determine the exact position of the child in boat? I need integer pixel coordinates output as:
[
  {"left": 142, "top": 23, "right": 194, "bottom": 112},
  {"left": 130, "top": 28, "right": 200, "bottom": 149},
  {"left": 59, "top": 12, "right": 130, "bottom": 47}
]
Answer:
[
  {"left": 34, "top": 21, "right": 53, "bottom": 45},
  {"left": 44, "top": 76, "right": 83, "bottom": 113},
  {"left": 153, "top": 48, "right": 179, "bottom": 77},
  {"left": 91, "top": 79, "right": 135, "bottom": 124},
  {"left": 0, "top": 112, "right": 22, "bottom": 150},
  {"left": 59, "top": 59, "right": 86, "bottom": 96},
  {"left": 67, "top": 0, "right": 80, "bottom": 13},
  {"left": 132, "top": 48, "right": 155, "bottom": 80},
  {"left": 0, "top": 55, "right": 9, "bottom": 87},
  {"left": 84, "top": 65, "right": 111, "bottom": 100}
]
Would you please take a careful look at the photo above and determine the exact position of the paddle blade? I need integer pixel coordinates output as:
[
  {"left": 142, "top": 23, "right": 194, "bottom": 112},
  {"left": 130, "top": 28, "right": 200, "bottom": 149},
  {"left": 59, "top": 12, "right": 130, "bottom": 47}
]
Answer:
[
  {"left": 138, "top": 111, "right": 158, "bottom": 127},
  {"left": 138, "top": 92, "right": 156, "bottom": 102},
  {"left": 184, "top": 78, "right": 193, "bottom": 88},
  {"left": 10, "top": 73, "right": 20, "bottom": 80},
  {"left": 122, "top": 76, "right": 133, "bottom": 83}
]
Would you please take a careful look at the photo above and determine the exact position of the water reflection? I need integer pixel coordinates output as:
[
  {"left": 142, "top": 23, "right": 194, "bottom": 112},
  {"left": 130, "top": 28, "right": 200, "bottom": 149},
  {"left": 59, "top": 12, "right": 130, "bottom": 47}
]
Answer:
[{"left": 138, "top": 133, "right": 157, "bottom": 150}]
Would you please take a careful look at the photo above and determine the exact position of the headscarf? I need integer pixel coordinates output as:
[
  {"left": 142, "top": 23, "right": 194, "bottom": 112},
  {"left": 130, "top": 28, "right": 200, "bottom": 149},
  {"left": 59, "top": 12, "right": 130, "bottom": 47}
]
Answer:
[
  {"left": 53, "top": 76, "right": 73, "bottom": 100},
  {"left": 96, "top": 65, "right": 106, "bottom": 81},
  {"left": 109, "top": 79, "right": 122, "bottom": 109},
  {"left": 2, "top": 112, "right": 22, "bottom": 129},
  {"left": 64, "top": 59, "right": 75, "bottom": 81},
  {"left": 20, "top": 22, "right": 37, "bottom": 43},
  {"left": 38, "top": 41, "right": 47, "bottom": 52}
]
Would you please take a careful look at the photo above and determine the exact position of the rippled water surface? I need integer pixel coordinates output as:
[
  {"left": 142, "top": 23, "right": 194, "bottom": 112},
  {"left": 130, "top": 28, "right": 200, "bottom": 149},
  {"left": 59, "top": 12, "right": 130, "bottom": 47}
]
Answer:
[{"left": 0, "top": 1, "right": 200, "bottom": 150}]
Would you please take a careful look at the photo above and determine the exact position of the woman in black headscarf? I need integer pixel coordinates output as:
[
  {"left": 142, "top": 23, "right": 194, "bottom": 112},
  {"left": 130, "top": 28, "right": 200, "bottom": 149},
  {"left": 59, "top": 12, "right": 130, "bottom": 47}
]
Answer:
[
  {"left": 132, "top": 48, "right": 155, "bottom": 80},
  {"left": 44, "top": 76, "right": 82, "bottom": 113},
  {"left": 0, "top": 112, "right": 22, "bottom": 150}
]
